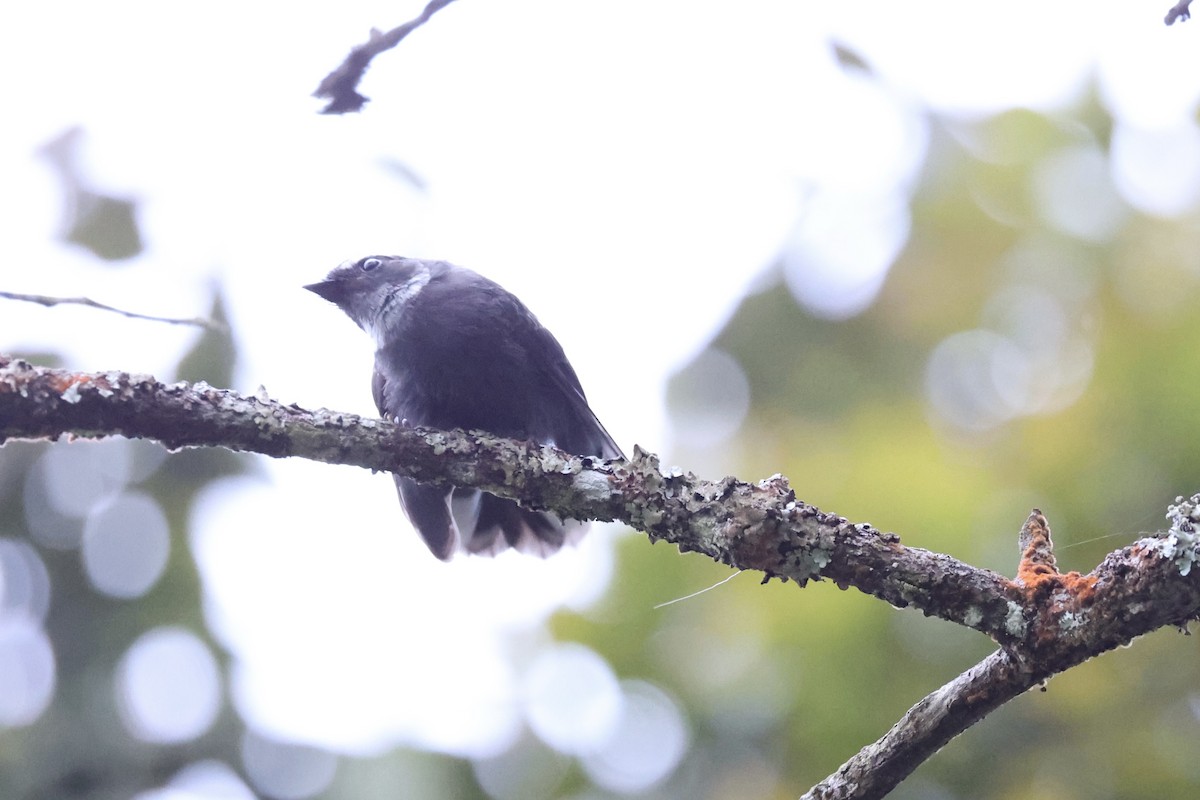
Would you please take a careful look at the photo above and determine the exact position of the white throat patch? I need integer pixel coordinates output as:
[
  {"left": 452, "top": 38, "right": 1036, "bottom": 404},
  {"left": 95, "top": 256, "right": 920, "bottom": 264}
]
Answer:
[{"left": 365, "top": 266, "right": 432, "bottom": 344}]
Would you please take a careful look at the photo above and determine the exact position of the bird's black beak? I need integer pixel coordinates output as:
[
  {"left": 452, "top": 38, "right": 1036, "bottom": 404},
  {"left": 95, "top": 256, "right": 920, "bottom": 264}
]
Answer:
[{"left": 304, "top": 279, "right": 344, "bottom": 304}]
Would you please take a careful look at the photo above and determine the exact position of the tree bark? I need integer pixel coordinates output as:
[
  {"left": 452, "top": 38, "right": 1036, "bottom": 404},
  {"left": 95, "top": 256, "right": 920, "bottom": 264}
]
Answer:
[{"left": 3, "top": 354, "right": 1198, "bottom": 798}]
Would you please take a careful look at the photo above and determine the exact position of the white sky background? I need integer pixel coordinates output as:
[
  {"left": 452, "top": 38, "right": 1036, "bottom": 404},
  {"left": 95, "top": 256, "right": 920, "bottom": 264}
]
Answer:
[{"left": 3, "top": 0, "right": 1200, "bottom": 784}]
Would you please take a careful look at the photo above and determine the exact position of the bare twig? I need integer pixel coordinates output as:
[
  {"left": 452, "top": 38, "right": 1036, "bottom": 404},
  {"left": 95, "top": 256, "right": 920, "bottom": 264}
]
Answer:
[
  {"left": 805, "top": 509, "right": 1168, "bottom": 799},
  {"left": 2, "top": 356, "right": 1199, "bottom": 799},
  {"left": 314, "top": 0, "right": 461, "bottom": 114},
  {"left": 1165, "top": 0, "right": 1192, "bottom": 24},
  {"left": 0, "top": 291, "right": 226, "bottom": 333},
  {"left": 804, "top": 650, "right": 1031, "bottom": 800}
]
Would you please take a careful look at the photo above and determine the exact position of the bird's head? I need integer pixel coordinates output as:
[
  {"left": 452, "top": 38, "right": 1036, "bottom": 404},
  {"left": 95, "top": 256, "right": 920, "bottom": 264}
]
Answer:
[{"left": 305, "top": 255, "right": 435, "bottom": 343}]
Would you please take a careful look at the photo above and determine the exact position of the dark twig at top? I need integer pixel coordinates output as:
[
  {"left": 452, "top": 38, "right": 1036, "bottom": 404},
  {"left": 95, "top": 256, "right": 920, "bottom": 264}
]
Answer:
[
  {"left": 314, "top": 0, "right": 461, "bottom": 114},
  {"left": 1166, "top": 0, "right": 1193, "bottom": 24}
]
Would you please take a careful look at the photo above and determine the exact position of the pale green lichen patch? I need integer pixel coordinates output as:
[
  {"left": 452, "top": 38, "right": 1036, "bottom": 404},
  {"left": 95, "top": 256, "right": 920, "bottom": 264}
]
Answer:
[
  {"left": 893, "top": 581, "right": 920, "bottom": 607},
  {"left": 792, "top": 547, "right": 831, "bottom": 579},
  {"left": 638, "top": 507, "right": 664, "bottom": 527},
  {"left": 1058, "top": 610, "right": 1084, "bottom": 632},
  {"left": 1005, "top": 602, "right": 1028, "bottom": 638},
  {"left": 252, "top": 409, "right": 286, "bottom": 433},
  {"left": 60, "top": 382, "right": 82, "bottom": 404},
  {"left": 573, "top": 470, "right": 611, "bottom": 496},
  {"left": 1151, "top": 494, "right": 1200, "bottom": 576},
  {"left": 540, "top": 451, "right": 575, "bottom": 474},
  {"left": 963, "top": 606, "right": 983, "bottom": 628}
]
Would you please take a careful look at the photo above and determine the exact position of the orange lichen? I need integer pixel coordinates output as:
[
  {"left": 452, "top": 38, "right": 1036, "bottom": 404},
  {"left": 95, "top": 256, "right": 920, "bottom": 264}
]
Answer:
[
  {"left": 46, "top": 372, "right": 93, "bottom": 393},
  {"left": 1012, "top": 563, "right": 1098, "bottom": 606},
  {"left": 1007, "top": 510, "right": 1102, "bottom": 648},
  {"left": 1016, "top": 509, "right": 1058, "bottom": 587},
  {"left": 1016, "top": 561, "right": 1056, "bottom": 585},
  {"left": 1058, "top": 571, "right": 1098, "bottom": 606}
]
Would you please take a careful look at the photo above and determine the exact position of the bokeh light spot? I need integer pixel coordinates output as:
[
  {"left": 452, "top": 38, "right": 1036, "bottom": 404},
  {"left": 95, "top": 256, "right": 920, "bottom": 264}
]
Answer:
[
  {"left": 473, "top": 734, "right": 570, "bottom": 800},
  {"left": 241, "top": 730, "right": 338, "bottom": 800},
  {"left": 783, "top": 192, "right": 909, "bottom": 319},
  {"left": 667, "top": 348, "right": 751, "bottom": 449},
  {"left": 22, "top": 459, "right": 85, "bottom": 551},
  {"left": 133, "top": 760, "right": 256, "bottom": 800},
  {"left": 1110, "top": 122, "right": 1200, "bottom": 217},
  {"left": 1032, "top": 145, "right": 1128, "bottom": 243},
  {"left": 0, "top": 538, "right": 52, "bottom": 623},
  {"left": 522, "top": 643, "right": 621, "bottom": 755},
  {"left": 926, "top": 330, "right": 1027, "bottom": 431},
  {"left": 83, "top": 491, "right": 170, "bottom": 598},
  {"left": 0, "top": 619, "right": 56, "bottom": 727},
  {"left": 581, "top": 680, "right": 689, "bottom": 794},
  {"left": 926, "top": 279, "right": 1094, "bottom": 434},
  {"left": 38, "top": 439, "right": 131, "bottom": 518},
  {"left": 116, "top": 627, "right": 221, "bottom": 743}
]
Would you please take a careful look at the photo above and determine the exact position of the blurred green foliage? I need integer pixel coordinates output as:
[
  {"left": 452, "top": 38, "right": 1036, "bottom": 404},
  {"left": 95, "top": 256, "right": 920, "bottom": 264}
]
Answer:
[
  {"left": 6, "top": 97, "right": 1200, "bottom": 800},
  {"left": 39, "top": 127, "right": 143, "bottom": 263},
  {"left": 615, "top": 106, "right": 1200, "bottom": 798}
]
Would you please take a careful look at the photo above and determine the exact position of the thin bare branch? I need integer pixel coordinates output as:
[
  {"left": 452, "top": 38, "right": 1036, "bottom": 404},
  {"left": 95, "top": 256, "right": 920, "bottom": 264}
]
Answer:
[
  {"left": 0, "top": 290, "right": 226, "bottom": 333},
  {"left": 314, "top": 0, "right": 461, "bottom": 114},
  {"left": 804, "top": 507, "right": 1194, "bottom": 799},
  {"left": 804, "top": 650, "right": 1031, "bottom": 800}
]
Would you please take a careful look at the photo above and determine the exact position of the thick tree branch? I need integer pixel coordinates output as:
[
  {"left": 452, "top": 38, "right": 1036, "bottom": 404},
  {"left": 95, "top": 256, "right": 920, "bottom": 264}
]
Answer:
[
  {"left": 3, "top": 355, "right": 1199, "bottom": 798},
  {"left": 0, "top": 357, "right": 1023, "bottom": 640}
]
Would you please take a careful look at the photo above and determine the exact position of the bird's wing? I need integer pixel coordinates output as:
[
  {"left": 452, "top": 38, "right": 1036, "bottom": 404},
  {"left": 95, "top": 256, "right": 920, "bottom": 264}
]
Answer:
[
  {"left": 371, "top": 367, "right": 387, "bottom": 420},
  {"left": 372, "top": 366, "right": 459, "bottom": 560},
  {"left": 526, "top": 321, "right": 624, "bottom": 460}
]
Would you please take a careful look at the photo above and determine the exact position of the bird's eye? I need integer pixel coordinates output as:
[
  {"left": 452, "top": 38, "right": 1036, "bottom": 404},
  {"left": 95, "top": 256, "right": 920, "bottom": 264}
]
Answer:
[{"left": 359, "top": 257, "right": 383, "bottom": 272}]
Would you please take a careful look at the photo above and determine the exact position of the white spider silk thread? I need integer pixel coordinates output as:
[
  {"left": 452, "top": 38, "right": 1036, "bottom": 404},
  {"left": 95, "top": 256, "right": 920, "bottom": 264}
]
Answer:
[{"left": 653, "top": 570, "right": 743, "bottom": 609}]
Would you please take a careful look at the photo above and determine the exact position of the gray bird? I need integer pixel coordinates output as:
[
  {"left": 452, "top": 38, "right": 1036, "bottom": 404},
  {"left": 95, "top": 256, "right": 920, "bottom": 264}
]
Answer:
[{"left": 305, "top": 256, "right": 622, "bottom": 560}]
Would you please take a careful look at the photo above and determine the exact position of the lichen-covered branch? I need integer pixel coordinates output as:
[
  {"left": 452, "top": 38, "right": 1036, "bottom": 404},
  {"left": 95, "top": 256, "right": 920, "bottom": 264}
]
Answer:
[
  {"left": 0, "top": 356, "right": 1019, "bottom": 638},
  {"left": 3, "top": 355, "right": 1200, "bottom": 799}
]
